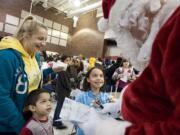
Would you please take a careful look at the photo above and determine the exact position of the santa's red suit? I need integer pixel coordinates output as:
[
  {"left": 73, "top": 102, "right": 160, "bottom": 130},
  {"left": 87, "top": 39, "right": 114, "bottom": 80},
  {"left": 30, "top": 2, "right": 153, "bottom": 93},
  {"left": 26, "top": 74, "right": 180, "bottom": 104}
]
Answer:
[{"left": 122, "top": 6, "right": 180, "bottom": 134}]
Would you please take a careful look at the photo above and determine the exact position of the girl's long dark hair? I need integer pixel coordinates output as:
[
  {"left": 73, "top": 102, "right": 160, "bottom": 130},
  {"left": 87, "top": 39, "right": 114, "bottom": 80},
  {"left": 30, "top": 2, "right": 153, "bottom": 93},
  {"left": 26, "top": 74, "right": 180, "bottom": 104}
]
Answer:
[{"left": 82, "top": 67, "right": 106, "bottom": 92}]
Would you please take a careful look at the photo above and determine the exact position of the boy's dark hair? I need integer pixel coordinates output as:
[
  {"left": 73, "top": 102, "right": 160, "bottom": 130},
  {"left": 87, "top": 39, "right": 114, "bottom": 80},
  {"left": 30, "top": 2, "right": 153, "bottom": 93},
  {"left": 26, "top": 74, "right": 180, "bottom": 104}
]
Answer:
[
  {"left": 25, "top": 89, "right": 50, "bottom": 107},
  {"left": 83, "top": 67, "right": 106, "bottom": 92},
  {"left": 23, "top": 89, "right": 50, "bottom": 121}
]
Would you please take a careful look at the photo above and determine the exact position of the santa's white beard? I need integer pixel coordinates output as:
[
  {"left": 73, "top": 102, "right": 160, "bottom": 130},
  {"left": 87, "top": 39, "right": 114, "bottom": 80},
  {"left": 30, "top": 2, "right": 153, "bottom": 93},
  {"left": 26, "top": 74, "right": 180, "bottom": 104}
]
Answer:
[
  {"left": 108, "top": 0, "right": 148, "bottom": 71},
  {"left": 108, "top": 0, "right": 133, "bottom": 31},
  {"left": 138, "top": 0, "right": 180, "bottom": 62},
  {"left": 108, "top": 0, "right": 179, "bottom": 71},
  {"left": 115, "top": 29, "right": 147, "bottom": 71}
]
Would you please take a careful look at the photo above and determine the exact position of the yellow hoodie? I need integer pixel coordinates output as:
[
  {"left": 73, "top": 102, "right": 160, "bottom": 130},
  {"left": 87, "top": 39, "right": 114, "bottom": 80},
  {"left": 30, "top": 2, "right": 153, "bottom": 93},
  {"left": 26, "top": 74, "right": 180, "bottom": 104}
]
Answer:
[
  {"left": 88, "top": 57, "right": 96, "bottom": 71},
  {"left": 0, "top": 36, "right": 41, "bottom": 92}
]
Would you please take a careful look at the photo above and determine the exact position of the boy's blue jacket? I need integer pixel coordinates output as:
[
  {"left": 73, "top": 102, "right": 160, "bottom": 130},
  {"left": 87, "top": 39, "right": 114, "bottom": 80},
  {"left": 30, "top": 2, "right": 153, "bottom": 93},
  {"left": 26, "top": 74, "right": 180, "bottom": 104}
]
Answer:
[{"left": 0, "top": 37, "right": 53, "bottom": 133}]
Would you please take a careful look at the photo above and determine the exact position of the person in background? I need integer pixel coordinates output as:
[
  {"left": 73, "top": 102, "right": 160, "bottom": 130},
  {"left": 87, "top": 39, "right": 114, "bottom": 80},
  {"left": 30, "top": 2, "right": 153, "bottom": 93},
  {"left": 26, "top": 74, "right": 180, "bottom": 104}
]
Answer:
[
  {"left": 74, "top": 59, "right": 85, "bottom": 90},
  {"left": 67, "top": 57, "right": 78, "bottom": 89},
  {"left": 112, "top": 59, "right": 136, "bottom": 92},
  {"left": 35, "top": 51, "right": 62, "bottom": 85},
  {"left": 53, "top": 55, "right": 71, "bottom": 129},
  {"left": 74, "top": 59, "right": 84, "bottom": 74},
  {"left": 36, "top": 50, "right": 61, "bottom": 94},
  {"left": 20, "top": 89, "right": 53, "bottom": 135},
  {"left": 75, "top": 67, "right": 111, "bottom": 135},
  {"left": 105, "top": 57, "right": 123, "bottom": 92},
  {"left": 87, "top": 57, "right": 96, "bottom": 71},
  {"left": 103, "top": 58, "right": 111, "bottom": 69}
]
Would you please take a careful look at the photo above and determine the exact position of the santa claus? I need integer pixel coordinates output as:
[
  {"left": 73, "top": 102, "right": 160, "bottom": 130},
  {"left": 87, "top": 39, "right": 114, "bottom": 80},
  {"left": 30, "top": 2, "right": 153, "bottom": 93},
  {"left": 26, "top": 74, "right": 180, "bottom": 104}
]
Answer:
[{"left": 76, "top": 0, "right": 180, "bottom": 135}]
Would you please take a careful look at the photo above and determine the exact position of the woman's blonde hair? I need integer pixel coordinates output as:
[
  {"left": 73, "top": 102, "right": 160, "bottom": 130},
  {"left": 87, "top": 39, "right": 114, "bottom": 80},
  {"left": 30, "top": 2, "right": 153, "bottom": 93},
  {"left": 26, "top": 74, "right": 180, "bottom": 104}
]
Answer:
[{"left": 14, "top": 15, "right": 47, "bottom": 41}]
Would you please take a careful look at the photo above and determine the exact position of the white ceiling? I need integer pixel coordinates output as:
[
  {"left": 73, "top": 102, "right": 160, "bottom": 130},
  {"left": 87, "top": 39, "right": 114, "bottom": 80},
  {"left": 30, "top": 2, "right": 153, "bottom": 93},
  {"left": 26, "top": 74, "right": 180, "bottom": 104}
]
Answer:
[{"left": 32, "top": 0, "right": 103, "bottom": 18}]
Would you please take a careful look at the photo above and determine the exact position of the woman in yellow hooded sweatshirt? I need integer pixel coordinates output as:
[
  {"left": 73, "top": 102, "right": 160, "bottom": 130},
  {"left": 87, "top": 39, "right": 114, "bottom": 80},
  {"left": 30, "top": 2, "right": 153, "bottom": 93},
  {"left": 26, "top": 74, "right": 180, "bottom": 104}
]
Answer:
[{"left": 0, "top": 15, "right": 60, "bottom": 135}]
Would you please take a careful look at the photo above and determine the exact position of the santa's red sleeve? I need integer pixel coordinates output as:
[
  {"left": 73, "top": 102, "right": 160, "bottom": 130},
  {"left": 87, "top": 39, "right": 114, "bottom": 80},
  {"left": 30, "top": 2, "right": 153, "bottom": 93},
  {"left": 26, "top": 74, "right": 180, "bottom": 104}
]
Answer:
[{"left": 121, "top": 6, "right": 180, "bottom": 135}]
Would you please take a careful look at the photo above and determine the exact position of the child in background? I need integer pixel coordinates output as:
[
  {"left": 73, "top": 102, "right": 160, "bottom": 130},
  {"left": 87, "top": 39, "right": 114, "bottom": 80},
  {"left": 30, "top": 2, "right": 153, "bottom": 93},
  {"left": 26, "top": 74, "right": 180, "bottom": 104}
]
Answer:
[
  {"left": 20, "top": 89, "right": 54, "bottom": 135},
  {"left": 53, "top": 55, "right": 71, "bottom": 129},
  {"left": 112, "top": 59, "right": 136, "bottom": 91},
  {"left": 75, "top": 67, "right": 111, "bottom": 135}
]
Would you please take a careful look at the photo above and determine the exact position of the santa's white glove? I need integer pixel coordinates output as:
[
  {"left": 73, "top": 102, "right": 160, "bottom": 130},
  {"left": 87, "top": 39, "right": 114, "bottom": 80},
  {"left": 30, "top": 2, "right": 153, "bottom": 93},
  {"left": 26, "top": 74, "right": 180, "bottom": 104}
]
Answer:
[
  {"left": 149, "top": 0, "right": 161, "bottom": 13},
  {"left": 137, "top": 16, "right": 160, "bottom": 62},
  {"left": 78, "top": 108, "right": 131, "bottom": 135},
  {"left": 100, "top": 86, "right": 128, "bottom": 116},
  {"left": 100, "top": 98, "right": 121, "bottom": 115}
]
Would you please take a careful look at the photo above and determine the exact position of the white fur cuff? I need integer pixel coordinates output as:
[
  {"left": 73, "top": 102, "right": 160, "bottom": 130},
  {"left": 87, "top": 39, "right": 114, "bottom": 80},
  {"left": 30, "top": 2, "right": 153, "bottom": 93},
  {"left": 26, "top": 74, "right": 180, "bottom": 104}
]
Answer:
[{"left": 97, "top": 17, "right": 109, "bottom": 32}]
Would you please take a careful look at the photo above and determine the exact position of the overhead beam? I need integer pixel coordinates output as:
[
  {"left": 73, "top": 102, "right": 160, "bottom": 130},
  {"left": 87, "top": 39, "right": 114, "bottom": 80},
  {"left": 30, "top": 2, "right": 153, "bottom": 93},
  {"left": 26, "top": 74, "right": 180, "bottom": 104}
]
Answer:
[
  {"left": 54, "top": 0, "right": 68, "bottom": 6},
  {"left": 32, "top": 0, "right": 41, "bottom": 6},
  {"left": 67, "top": 1, "right": 101, "bottom": 17}
]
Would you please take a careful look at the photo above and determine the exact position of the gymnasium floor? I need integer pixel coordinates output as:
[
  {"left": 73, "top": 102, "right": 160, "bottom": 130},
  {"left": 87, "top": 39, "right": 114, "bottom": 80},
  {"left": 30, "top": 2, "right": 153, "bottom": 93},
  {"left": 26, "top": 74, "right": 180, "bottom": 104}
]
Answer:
[{"left": 50, "top": 102, "right": 74, "bottom": 135}]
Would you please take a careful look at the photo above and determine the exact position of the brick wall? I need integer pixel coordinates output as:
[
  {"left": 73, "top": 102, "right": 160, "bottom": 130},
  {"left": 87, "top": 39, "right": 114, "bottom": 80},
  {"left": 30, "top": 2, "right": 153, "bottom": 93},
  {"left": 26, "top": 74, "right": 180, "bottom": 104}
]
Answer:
[
  {"left": 70, "top": 11, "right": 104, "bottom": 58},
  {"left": 0, "top": 0, "right": 104, "bottom": 57}
]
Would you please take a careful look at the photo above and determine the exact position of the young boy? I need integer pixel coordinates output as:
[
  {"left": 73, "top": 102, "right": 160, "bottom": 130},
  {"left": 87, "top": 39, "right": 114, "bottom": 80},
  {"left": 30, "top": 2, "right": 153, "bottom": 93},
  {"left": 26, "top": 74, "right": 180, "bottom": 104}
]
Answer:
[{"left": 20, "top": 89, "right": 54, "bottom": 135}]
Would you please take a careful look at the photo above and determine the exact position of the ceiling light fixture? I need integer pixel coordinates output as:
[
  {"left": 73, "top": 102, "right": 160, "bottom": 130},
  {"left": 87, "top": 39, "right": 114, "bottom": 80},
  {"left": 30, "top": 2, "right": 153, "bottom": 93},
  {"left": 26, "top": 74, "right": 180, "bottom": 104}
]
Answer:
[
  {"left": 74, "top": 0, "right": 80, "bottom": 7},
  {"left": 73, "top": 16, "right": 79, "bottom": 27}
]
